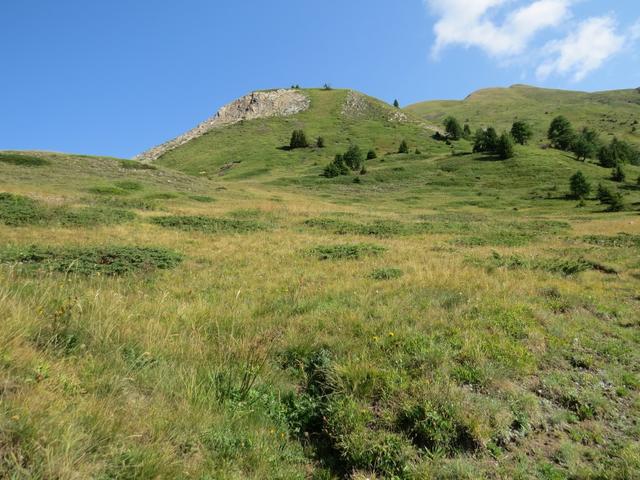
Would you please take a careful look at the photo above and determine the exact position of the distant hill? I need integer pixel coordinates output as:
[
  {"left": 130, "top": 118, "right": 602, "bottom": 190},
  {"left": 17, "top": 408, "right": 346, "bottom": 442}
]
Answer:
[{"left": 406, "top": 84, "right": 640, "bottom": 144}]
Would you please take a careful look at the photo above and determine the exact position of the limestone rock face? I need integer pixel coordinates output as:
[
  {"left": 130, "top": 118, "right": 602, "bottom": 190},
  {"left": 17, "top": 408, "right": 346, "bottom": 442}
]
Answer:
[{"left": 135, "top": 89, "right": 310, "bottom": 163}]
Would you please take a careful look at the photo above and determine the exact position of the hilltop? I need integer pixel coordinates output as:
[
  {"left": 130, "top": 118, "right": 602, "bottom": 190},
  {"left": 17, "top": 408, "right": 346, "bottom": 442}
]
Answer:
[
  {"left": 143, "top": 88, "right": 448, "bottom": 180},
  {"left": 407, "top": 84, "right": 640, "bottom": 144}
]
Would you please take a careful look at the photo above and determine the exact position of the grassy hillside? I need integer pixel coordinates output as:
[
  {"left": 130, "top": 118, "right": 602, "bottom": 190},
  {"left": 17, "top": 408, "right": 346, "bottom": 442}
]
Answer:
[
  {"left": 1, "top": 86, "right": 640, "bottom": 479},
  {"left": 406, "top": 84, "right": 640, "bottom": 145},
  {"left": 156, "top": 88, "right": 450, "bottom": 180}
]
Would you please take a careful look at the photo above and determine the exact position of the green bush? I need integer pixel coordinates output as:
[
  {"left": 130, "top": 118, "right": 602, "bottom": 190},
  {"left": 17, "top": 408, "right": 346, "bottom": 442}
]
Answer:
[
  {"left": 151, "top": 215, "right": 266, "bottom": 233},
  {"left": 398, "top": 140, "right": 409, "bottom": 154},
  {"left": 0, "top": 153, "right": 50, "bottom": 167},
  {"left": 310, "top": 243, "right": 386, "bottom": 260},
  {"left": 367, "top": 149, "right": 377, "bottom": 160},
  {"left": 0, "top": 245, "right": 183, "bottom": 275}
]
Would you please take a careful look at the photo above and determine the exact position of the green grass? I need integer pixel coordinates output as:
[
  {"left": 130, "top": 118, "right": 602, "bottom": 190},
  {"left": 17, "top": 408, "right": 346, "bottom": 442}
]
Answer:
[{"left": 0, "top": 86, "right": 640, "bottom": 479}]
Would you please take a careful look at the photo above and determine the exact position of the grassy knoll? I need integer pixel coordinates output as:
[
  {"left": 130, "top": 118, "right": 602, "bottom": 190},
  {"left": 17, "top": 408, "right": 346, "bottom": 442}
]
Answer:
[
  {"left": 407, "top": 84, "right": 640, "bottom": 145},
  {"left": 1, "top": 94, "right": 640, "bottom": 478}
]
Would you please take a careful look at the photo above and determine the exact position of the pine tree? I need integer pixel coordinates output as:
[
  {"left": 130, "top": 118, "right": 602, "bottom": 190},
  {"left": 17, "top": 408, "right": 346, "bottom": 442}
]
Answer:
[
  {"left": 611, "top": 165, "right": 626, "bottom": 182},
  {"left": 343, "top": 145, "right": 364, "bottom": 171},
  {"left": 569, "top": 171, "right": 591, "bottom": 199},
  {"left": 393, "top": 99, "right": 400, "bottom": 108},
  {"left": 548, "top": 116, "right": 575, "bottom": 150},
  {"left": 444, "top": 116, "right": 463, "bottom": 140},
  {"left": 510, "top": 121, "right": 533, "bottom": 145},
  {"left": 289, "top": 130, "right": 309, "bottom": 149},
  {"left": 497, "top": 132, "right": 515, "bottom": 160},
  {"left": 398, "top": 140, "right": 409, "bottom": 154}
]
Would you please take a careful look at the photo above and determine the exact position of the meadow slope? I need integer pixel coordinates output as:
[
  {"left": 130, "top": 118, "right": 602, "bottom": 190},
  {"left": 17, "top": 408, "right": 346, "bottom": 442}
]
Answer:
[{"left": 1, "top": 88, "right": 640, "bottom": 479}]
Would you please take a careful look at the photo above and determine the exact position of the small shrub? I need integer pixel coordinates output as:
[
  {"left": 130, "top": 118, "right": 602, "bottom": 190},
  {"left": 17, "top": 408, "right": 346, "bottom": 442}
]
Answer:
[
  {"left": 398, "top": 140, "right": 409, "bottom": 154},
  {"left": 316, "top": 136, "right": 325, "bottom": 148},
  {"left": 310, "top": 243, "right": 386, "bottom": 260},
  {"left": 370, "top": 268, "right": 403, "bottom": 280},
  {"left": 367, "top": 149, "right": 377, "bottom": 160},
  {"left": 0, "top": 245, "right": 183, "bottom": 275},
  {"left": 0, "top": 153, "right": 50, "bottom": 167},
  {"left": 151, "top": 215, "right": 266, "bottom": 234}
]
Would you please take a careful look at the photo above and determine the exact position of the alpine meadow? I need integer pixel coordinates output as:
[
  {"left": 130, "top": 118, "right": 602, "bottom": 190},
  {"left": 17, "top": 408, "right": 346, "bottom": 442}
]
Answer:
[{"left": 1, "top": 80, "right": 640, "bottom": 479}]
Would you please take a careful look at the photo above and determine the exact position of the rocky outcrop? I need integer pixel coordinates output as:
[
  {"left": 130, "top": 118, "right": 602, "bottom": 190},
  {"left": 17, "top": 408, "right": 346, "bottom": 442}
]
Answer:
[{"left": 135, "top": 89, "right": 310, "bottom": 163}]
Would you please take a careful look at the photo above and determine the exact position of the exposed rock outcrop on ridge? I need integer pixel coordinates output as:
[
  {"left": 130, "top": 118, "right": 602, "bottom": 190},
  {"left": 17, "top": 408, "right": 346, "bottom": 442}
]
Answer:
[{"left": 136, "top": 89, "right": 310, "bottom": 163}]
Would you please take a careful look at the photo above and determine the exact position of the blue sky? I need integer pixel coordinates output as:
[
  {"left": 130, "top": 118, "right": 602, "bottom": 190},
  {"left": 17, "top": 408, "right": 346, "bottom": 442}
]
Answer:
[{"left": 1, "top": 0, "right": 639, "bottom": 158}]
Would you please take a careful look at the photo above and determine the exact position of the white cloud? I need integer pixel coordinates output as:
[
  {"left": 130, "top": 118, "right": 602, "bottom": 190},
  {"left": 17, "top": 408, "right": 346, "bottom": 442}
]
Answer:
[
  {"left": 536, "top": 16, "right": 625, "bottom": 81},
  {"left": 631, "top": 19, "right": 640, "bottom": 42},
  {"left": 427, "top": 0, "right": 573, "bottom": 58},
  {"left": 425, "top": 1, "right": 639, "bottom": 81}
]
